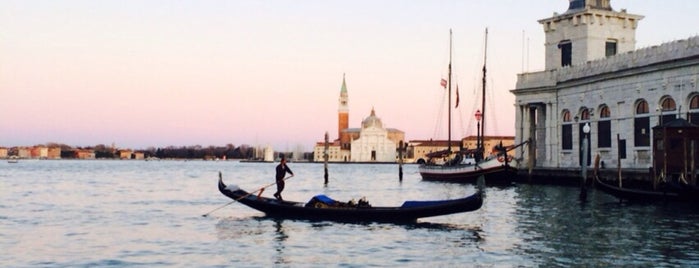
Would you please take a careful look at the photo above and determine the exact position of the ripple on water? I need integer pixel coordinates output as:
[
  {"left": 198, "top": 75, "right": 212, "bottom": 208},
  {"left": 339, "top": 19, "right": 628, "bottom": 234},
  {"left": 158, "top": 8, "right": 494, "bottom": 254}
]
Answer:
[{"left": 3, "top": 161, "right": 699, "bottom": 267}]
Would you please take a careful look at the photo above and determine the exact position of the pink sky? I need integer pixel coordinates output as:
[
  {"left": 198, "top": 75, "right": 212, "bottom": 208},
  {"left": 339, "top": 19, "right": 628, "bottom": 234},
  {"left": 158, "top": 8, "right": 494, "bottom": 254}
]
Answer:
[{"left": 1, "top": 0, "right": 696, "bottom": 150}]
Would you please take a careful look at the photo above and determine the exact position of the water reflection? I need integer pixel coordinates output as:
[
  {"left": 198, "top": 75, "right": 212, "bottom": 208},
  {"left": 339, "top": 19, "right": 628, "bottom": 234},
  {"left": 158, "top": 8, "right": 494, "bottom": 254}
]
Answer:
[
  {"left": 214, "top": 216, "right": 267, "bottom": 240},
  {"left": 273, "top": 219, "right": 289, "bottom": 265},
  {"left": 510, "top": 185, "right": 699, "bottom": 266}
]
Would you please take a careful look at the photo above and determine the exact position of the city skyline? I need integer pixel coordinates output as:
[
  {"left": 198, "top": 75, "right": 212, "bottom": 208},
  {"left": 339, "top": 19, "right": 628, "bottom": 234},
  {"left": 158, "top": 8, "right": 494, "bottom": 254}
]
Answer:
[{"left": 2, "top": 0, "right": 696, "bottom": 151}]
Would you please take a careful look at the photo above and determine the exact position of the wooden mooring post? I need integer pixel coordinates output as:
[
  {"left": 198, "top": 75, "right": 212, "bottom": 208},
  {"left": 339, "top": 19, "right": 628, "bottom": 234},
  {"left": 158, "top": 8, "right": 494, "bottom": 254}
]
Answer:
[
  {"left": 397, "top": 140, "right": 407, "bottom": 181},
  {"left": 324, "top": 132, "right": 329, "bottom": 185}
]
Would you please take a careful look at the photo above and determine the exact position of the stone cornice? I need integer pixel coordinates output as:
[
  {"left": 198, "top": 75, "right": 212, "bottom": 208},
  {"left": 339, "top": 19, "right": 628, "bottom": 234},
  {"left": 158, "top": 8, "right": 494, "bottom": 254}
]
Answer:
[{"left": 515, "top": 36, "right": 699, "bottom": 91}]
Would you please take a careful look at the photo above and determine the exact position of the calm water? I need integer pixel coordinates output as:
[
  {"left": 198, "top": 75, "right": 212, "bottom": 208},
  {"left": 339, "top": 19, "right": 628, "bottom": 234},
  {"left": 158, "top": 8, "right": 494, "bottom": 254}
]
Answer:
[{"left": 2, "top": 160, "right": 699, "bottom": 267}]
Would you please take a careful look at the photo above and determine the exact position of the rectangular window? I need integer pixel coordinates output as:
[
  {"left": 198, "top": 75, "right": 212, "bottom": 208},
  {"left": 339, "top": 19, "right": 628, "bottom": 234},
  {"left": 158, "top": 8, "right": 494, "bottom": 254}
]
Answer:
[
  {"left": 689, "top": 112, "right": 699, "bottom": 124},
  {"left": 605, "top": 41, "right": 617, "bottom": 57},
  {"left": 659, "top": 114, "right": 676, "bottom": 126},
  {"left": 560, "top": 42, "right": 572, "bottom": 67},
  {"left": 598, "top": 120, "right": 611, "bottom": 148},
  {"left": 634, "top": 117, "right": 650, "bottom": 147},
  {"left": 562, "top": 124, "right": 572, "bottom": 150}
]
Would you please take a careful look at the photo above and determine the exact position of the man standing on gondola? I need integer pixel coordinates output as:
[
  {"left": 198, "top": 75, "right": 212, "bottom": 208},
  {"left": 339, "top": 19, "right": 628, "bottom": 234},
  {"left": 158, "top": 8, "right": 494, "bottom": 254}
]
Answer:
[{"left": 273, "top": 155, "right": 293, "bottom": 201}]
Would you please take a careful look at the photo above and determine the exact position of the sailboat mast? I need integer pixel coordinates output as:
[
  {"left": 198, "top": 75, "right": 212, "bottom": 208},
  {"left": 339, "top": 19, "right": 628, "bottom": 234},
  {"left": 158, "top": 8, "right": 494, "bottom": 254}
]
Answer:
[
  {"left": 480, "top": 28, "right": 488, "bottom": 155},
  {"left": 448, "top": 29, "right": 453, "bottom": 153}
]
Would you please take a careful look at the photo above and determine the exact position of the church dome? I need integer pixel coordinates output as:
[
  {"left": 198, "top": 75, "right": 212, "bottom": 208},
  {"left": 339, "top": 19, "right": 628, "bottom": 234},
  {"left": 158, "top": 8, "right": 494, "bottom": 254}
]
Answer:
[{"left": 361, "top": 108, "right": 383, "bottom": 129}]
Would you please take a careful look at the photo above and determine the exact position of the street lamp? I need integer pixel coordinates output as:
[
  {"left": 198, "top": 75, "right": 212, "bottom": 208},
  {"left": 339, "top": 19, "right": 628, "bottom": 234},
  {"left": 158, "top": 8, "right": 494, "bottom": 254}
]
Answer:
[
  {"left": 580, "top": 122, "right": 590, "bottom": 201},
  {"left": 475, "top": 110, "right": 482, "bottom": 161}
]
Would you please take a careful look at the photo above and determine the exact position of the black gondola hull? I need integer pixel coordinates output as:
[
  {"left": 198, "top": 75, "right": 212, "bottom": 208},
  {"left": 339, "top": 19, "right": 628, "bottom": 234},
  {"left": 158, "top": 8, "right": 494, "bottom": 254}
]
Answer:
[
  {"left": 218, "top": 177, "right": 483, "bottom": 223},
  {"left": 593, "top": 175, "right": 697, "bottom": 203},
  {"left": 419, "top": 164, "right": 519, "bottom": 186}
]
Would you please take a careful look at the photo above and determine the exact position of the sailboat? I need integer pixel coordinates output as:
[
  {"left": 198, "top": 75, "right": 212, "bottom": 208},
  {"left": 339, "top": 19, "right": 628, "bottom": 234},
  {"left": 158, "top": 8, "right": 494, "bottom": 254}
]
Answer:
[{"left": 418, "top": 29, "right": 528, "bottom": 185}]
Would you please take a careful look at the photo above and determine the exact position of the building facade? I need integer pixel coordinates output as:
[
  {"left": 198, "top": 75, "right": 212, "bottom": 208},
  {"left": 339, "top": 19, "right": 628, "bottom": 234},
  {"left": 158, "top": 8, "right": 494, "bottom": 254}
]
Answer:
[
  {"left": 313, "top": 76, "right": 405, "bottom": 162},
  {"left": 410, "top": 136, "right": 515, "bottom": 164},
  {"left": 512, "top": 0, "right": 699, "bottom": 170},
  {"left": 350, "top": 108, "right": 400, "bottom": 162}
]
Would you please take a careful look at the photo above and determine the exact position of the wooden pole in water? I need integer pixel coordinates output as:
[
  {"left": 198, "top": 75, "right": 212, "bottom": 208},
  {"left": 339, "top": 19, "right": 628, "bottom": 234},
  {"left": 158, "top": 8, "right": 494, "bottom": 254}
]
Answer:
[
  {"left": 617, "top": 134, "right": 622, "bottom": 188},
  {"left": 691, "top": 140, "right": 696, "bottom": 186},
  {"left": 324, "top": 131, "right": 329, "bottom": 185}
]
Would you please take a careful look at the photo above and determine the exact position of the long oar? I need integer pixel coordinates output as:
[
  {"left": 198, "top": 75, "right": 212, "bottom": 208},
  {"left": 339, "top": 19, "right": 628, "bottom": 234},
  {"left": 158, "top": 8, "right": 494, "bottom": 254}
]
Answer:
[{"left": 202, "top": 172, "right": 293, "bottom": 217}]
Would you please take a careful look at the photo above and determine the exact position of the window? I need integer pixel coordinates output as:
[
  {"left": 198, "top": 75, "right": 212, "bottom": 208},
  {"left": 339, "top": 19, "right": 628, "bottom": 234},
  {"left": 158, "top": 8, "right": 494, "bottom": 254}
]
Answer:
[
  {"left": 559, "top": 41, "right": 572, "bottom": 67},
  {"left": 598, "top": 106, "right": 611, "bottom": 148},
  {"left": 562, "top": 125, "right": 573, "bottom": 150},
  {"left": 563, "top": 110, "right": 572, "bottom": 122},
  {"left": 562, "top": 110, "right": 573, "bottom": 150},
  {"left": 660, "top": 97, "right": 676, "bottom": 110},
  {"left": 580, "top": 108, "right": 590, "bottom": 120},
  {"left": 636, "top": 100, "right": 649, "bottom": 114},
  {"left": 659, "top": 96, "right": 677, "bottom": 125},
  {"left": 689, "top": 95, "right": 699, "bottom": 124},
  {"left": 605, "top": 40, "right": 617, "bottom": 57},
  {"left": 634, "top": 100, "right": 650, "bottom": 147}
]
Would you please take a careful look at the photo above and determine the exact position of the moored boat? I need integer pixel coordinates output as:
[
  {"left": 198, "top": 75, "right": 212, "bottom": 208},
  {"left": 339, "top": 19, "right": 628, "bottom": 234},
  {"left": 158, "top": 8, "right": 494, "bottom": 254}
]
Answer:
[
  {"left": 420, "top": 154, "right": 520, "bottom": 184},
  {"left": 217, "top": 175, "right": 484, "bottom": 223},
  {"left": 418, "top": 29, "right": 528, "bottom": 185},
  {"left": 595, "top": 174, "right": 699, "bottom": 204}
]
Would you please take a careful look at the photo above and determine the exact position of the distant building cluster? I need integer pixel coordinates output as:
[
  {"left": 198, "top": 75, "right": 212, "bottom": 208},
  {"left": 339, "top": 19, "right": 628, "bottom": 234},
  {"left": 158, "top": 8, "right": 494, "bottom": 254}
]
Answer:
[
  {"left": 313, "top": 75, "right": 515, "bottom": 163},
  {"left": 0, "top": 144, "right": 293, "bottom": 161},
  {"left": 0, "top": 145, "right": 144, "bottom": 160}
]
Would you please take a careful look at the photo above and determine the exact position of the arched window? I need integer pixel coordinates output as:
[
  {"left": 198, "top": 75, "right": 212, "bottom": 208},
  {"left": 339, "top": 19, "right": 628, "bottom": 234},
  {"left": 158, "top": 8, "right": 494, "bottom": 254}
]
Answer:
[
  {"left": 562, "top": 109, "right": 573, "bottom": 150},
  {"left": 599, "top": 106, "right": 611, "bottom": 118},
  {"left": 598, "top": 105, "right": 611, "bottom": 148},
  {"left": 659, "top": 96, "right": 677, "bottom": 125},
  {"left": 563, "top": 110, "right": 572, "bottom": 122},
  {"left": 636, "top": 100, "right": 649, "bottom": 114},
  {"left": 660, "top": 97, "right": 676, "bottom": 111},
  {"left": 689, "top": 94, "right": 699, "bottom": 124},
  {"left": 580, "top": 108, "right": 590, "bottom": 121},
  {"left": 691, "top": 95, "right": 699, "bottom": 110},
  {"left": 634, "top": 99, "right": 650, "bottom": 147}
]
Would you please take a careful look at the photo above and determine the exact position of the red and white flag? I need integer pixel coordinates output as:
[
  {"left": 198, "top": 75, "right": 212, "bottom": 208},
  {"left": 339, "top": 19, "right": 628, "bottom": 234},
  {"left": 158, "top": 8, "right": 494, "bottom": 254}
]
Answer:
[{"left": 440, "top": 78, "right": 447, "bottom": 88}]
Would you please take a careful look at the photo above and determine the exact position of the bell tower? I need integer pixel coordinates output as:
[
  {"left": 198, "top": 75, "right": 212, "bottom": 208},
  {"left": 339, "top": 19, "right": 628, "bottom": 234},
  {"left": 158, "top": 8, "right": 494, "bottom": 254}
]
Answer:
[
  {"left": 539, "top": 0, "right": 643, "bottom": 70},
  {"left": 338, "top": 74, "right": 349, "bottom": 140}
]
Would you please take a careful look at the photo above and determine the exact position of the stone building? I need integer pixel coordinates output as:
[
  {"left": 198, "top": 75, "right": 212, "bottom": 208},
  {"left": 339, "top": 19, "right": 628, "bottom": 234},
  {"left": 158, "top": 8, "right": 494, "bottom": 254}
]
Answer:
[
  {"left": 313, "top": 75, "right": 405, "bottom": 162},
  {"left": 410, "top": 136, "right": 515, "bottom": 164},
  {"left": 512, "top": 0, "right": 699, "bottom": 171}
]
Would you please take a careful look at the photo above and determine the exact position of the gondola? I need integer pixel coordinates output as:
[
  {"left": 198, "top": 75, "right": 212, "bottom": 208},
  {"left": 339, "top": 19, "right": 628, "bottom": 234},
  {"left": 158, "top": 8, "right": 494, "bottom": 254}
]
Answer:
[
  {"left": 594, "top": 175, "right": 687, "bottom": 203},
  {"left": 218, "top": 176, "right": 483, "bottom": 223}
]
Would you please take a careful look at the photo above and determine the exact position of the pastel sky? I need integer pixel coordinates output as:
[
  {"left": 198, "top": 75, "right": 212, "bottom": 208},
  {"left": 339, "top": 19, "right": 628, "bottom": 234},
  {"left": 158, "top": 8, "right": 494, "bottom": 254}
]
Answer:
[{"left": 1, "top": 0, "right": 697, "bottom": 150}]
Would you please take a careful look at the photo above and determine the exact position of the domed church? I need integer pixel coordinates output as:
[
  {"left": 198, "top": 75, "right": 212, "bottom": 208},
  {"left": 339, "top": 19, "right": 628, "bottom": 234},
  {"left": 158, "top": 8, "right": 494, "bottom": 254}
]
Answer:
[{"left": 313, "top": 75, "right": 405, "bottom": 162}]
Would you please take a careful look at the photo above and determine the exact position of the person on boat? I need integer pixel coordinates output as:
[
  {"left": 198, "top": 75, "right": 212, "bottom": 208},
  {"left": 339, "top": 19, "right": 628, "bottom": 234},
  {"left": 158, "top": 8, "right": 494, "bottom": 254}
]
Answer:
[{"left": 273, "top": 155, "right": 294, "bottom": 201}]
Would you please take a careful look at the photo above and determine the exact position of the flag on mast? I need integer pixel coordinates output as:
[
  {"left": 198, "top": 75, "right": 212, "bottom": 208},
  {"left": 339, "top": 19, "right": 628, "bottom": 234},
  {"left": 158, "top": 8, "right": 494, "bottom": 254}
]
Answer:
[
  {"left": 455, "top": 84, "right": 460, "bottom": 108},
  {"left": 440, "top": 78, "right": 447, "bottom": 88}
]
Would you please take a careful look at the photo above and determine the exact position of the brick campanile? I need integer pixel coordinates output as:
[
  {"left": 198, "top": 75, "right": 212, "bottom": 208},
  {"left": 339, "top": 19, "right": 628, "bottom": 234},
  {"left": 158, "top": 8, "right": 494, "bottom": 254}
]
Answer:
[{"left": 338, "top": 74, "right": 349, "bottom": 140}]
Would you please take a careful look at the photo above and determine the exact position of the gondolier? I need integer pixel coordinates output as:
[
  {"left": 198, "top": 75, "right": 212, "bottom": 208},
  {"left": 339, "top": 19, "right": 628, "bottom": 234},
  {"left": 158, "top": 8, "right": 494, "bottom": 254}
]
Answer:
[
  {"left": 274, "top": 155, "right": 293, "bottom": 201},
  {"left": 217, "top": 174, "right": 484, "bottom": 223}
]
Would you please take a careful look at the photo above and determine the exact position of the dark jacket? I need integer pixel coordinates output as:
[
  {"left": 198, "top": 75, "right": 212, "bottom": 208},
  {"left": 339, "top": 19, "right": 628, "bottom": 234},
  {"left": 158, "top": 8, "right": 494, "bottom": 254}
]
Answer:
[{"left": 275, "top": 163, "right": 293, "bottom": 180}]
